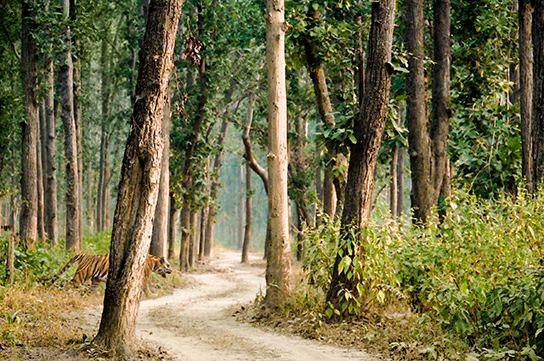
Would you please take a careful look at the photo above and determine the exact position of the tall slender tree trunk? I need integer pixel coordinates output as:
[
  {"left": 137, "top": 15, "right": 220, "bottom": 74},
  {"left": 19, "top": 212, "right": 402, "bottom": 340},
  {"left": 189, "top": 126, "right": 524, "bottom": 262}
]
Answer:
[
  {"left": 60, "top": 0, "right": 81, "bottom": 251},
  {"left": 264, "top": 0, "right": 291, "bottom": 306},
  {"left": 151, "top": 88, "right": 171, "bottom": 258},
  {"left": 71, "top": 0, "right": 83, "bottom": 238},
  {"left": 430, "top": 0, "right": 452, "bottom": 204},
  {"left": 390, "top": 142, "right": 399, "bottom": 220},
  {"left": 326, "top": 0, "right": 396, "bottom": 315},
  {"left": 533, "top": 0, "right": 544, "bottom": 186},
  {"left": 44, "top": 50, "right": 58, "bottom": 245},
  {"left": 405, "top": 0, "right": 432, "bottom": 223},
  {"left": 204, "top": 119, "right": 229, "bottom": 257},
  {"left": 241, "top": 162, "right": 252, "bottom": 263},
  {"left": 520, "top": 0, "right": 533, "bottom": 192},
  {"left": 37, "top": 107, "right": 45, "bottom": 240},
  {"left": 168, "top": 195, "right": 177, "bottom": 260},
  {"left": 20, "top": 0, "right": 39, "bottom": 249},
  {"left": 397, "top": 136, "right": 405, "bottom": 218},
  {"left": 241, "top": 90, "right": 269, "bottom": 259},
  {"left": 179, "top": 203, "right": 191, "bottom": 270},
  {"left": 180, "top": 0, "right": 208, "bottom": 264},
  {"left": 92, "top": 0, "right": 183, "bottom": 356},
  {"left": 406, "top": 0, "right": 451, "bottom": 223},
  {"left": 189, "top": 210, "right": 197, "bottom": 268}
]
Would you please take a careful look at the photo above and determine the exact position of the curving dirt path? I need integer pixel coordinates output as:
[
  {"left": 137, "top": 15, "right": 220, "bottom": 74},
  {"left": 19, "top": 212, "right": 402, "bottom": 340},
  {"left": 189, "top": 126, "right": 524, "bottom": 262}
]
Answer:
[{"left": 134, "top": 252, "right": 378, "bottom": 361}]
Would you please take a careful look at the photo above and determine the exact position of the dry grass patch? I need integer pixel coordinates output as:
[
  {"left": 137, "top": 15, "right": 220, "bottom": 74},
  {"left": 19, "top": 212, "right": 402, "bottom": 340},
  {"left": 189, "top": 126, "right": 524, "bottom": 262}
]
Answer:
[{"left": 0, "top": 284, "right": 101, "bottom": 359}]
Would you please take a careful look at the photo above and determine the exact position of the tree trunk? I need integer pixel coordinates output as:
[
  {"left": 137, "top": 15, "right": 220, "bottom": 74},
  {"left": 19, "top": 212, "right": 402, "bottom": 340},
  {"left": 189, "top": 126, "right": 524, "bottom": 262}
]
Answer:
[
  {"left": 241, "top": 162, "right": 252, "bottom": 263},
  {"left": 44, "top": 51, "right": 58, "bottom": 245},
  {"left": 397, "top": 138, "right": 405, "bottom": 218},
  {"left": 168, "top": 194, "right": 177, "bottom": 260},
  {"left": 390, "top": 142, "right": 398, "bottom": 220},
  {"left": 92, "top": 0, "right": 182, "bottom": 356},
  {"left": 151, "top": 88, "right": 171, "bottom": 259},
  {"left": 20, "top": 0, "right": 39, "bottom": 249},
  {"left": 520, "top": 0, "right": 533, "bottom": 192},
  {"left": 37, "top": 106, "right": 45, "bottom": 240},
  {"left": 405, "top": 0, "right": 432, "bottom": 223},
  {"left": 533, "top": 0, "right": 544, "bottom": 186},
  {"left": 179, "top": 202, "right": 191, "bottom": 270},
  {"left": 326, "top": 0, "right": 396, "bottom": 315},
  {"left": 203, "top": 115, "right": 230, "bottom": 258},
  {"left": 406, "top": 0, "right": 451, "bottom": 223},
  {"left": 430, "top": 0, "right": 452, "bottom": 205},
  {"left": 60, "top": 0, "right": 81, "bottom": 251},
  {"left": 302, "top": 5, "right": 345, "bottom": 218},
  {"left": 180, "top": 0, "right": 208, "bottom": 261},
  {"left": 189, "top": 209, "right": 197, "bottom": 268},
  {"left": 264, "top": 0, "right": 291, "bottom": 306}
]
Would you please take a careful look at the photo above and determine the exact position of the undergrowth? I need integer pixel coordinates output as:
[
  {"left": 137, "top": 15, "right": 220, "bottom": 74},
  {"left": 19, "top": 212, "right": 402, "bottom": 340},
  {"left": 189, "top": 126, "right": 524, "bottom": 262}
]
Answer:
[{"left": 252, "top": 189, "right": 544, "bottom": 360}]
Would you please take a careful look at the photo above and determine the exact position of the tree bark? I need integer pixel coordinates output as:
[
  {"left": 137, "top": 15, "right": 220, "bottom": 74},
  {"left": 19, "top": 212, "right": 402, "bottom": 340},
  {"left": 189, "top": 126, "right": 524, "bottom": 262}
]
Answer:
[
  {"left": 397, "top": 137, "right": 405, "bottom": 218},
  {"left": 37, "top": 106, "right": 45, "bottom": 240},
  {"left": 60, "top": 0, "right": 81, "bottom": 251},
  {"left": 264, "top": 0, "right": 291, "bottom": 306},
  {"left": 179, "top": 201, "right": 191, "bottom": 270},
  {"left": 430, "top": 0, "right": 452, "bottom": 205},
  {"left": 326, "top": 0, "right": 396, "bottom": 315},
  {"left": 390, "top": 142, "right": 399, "bottom": 220},
  {"left": 241, "top": 162, "right": 252, "bottom": 263},
  {"left": 92, "top": 0, "right": 182, "bottom": 356},
  {"left": 151, "top": 88, "right": 171, "bottom": 259},
  {"left": 20, "top": 0, "right": 39, "bottom": 249},
  {"left": 533, "top": 0, "right": 544, "bottom": 186},
  {"left": 520, "top": 0, "right": 533, "bottom": 192},
  {"left": 405, "top": 0, "right": 432, "bottom": 223},
  {"left": 406, "top": 0, "right": 451, "bottom": 224},
  {"left": 44, "top": 50, "right": 58, "bottom": 245},
  {"left": 168, "top": 194, "right": 177, "bottom": 260}
]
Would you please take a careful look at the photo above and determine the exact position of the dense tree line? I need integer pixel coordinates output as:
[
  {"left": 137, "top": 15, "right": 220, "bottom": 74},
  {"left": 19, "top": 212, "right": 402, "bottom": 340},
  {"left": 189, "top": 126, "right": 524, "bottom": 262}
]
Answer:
[{"left": 3, "top": 0, "right": 544, "bottom": 357}]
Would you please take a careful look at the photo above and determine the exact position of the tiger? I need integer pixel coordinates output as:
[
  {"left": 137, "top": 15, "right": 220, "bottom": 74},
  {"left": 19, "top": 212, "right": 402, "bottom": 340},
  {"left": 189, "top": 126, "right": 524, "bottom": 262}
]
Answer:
[{"left": 45, "top": 253, "right": 172, "bottom": 295}]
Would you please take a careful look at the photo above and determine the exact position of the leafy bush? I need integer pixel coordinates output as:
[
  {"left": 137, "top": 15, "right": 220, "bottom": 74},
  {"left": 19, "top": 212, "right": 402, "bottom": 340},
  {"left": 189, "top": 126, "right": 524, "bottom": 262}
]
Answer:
[{"left": 302, "top": 189, "right": 544, "bottom": 357}]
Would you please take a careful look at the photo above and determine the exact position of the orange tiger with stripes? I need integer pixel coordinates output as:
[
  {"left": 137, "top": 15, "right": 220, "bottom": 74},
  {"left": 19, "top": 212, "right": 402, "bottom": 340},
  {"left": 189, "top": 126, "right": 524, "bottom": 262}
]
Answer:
[{"left": 45, "top": 253, "right": 172, "bottom": 295}]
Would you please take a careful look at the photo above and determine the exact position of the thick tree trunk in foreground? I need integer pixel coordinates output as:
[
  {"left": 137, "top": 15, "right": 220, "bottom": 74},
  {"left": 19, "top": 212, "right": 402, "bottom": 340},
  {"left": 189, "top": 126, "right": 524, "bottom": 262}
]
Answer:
[
  {"left": 93, "top": 0, "right": 183, "bottom": 356},
  {"left": 151, "top": 89, "right": 171, "bottom": 259},
  {"left": 520, "top": 0, "right": 533, "bottom": 192},
  {"left": 326, "top": 0, "right": 396, "bottom": 315},
  {"left": 20, "top": 0, "right": 39, "bottom": 249},
  {"left": 264, "top": 0, "right": 291, "bottom": 306},
  {"left": 60, "top": 0, "right": 81, "bottom": 251}
]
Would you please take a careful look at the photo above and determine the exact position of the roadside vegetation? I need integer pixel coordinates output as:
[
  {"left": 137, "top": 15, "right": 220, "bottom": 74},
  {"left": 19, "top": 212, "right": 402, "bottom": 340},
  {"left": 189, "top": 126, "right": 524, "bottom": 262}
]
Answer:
[{"left": 241, "top": 188, "right": 544, "bottom": 360}]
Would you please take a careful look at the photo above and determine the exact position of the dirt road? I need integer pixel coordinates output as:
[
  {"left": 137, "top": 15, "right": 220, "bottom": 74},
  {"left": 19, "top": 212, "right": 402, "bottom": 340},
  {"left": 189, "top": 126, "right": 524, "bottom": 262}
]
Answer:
[{"left": 135, "top": 252, "right": 378, "bottom": 361}]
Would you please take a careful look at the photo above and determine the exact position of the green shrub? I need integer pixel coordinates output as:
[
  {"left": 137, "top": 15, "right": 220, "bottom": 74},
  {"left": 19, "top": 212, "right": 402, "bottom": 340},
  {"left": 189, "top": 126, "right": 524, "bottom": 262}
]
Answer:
[{"left": 302, "top": 189, "right": 544, "bottom": 357}]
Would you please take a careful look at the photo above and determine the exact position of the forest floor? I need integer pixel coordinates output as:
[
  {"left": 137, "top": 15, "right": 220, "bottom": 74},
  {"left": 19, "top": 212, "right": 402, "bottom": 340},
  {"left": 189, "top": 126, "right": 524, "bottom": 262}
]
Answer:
[{"left": 81, "top": 251, "right": 380, "bottom": 361}]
